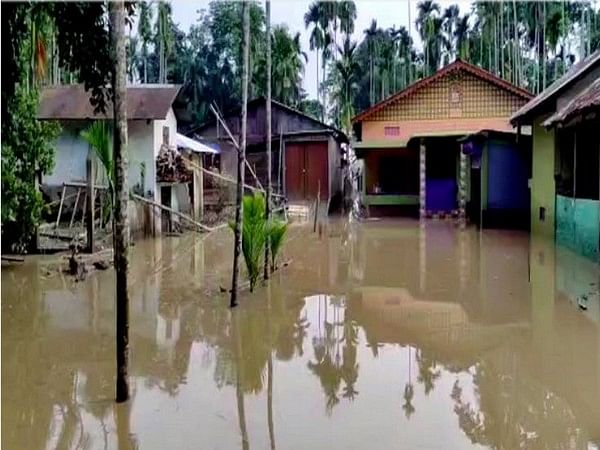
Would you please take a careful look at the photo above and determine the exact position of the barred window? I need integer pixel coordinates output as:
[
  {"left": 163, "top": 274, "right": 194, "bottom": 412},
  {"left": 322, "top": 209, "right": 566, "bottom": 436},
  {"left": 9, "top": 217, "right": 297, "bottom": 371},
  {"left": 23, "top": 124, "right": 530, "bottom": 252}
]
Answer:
[{"left": 384, "top": 126, "right": 400, "bottom": 137}]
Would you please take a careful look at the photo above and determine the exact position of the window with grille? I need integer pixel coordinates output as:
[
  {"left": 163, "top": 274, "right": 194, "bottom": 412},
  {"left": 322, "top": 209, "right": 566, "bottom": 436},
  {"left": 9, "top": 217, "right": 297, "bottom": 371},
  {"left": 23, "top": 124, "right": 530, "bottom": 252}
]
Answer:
[{"left": 384, "top": 126, "right": 400, "bottom": 137}]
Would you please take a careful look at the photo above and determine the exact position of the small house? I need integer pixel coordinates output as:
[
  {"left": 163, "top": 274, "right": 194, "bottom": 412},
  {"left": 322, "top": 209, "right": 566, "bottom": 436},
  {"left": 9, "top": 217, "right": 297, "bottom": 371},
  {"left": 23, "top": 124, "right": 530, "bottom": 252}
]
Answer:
[
  {"left": 352, "top": 60, "right": 533, "bottom": 225},
  {"left": 511, "top": 51, "right": 600, "bottom": 261},
  {"left": 191, "top": 97, "right": 349, "bottom": 212},
  {"left": 38, "top": 84, "right": 213, "bottom": 234}
]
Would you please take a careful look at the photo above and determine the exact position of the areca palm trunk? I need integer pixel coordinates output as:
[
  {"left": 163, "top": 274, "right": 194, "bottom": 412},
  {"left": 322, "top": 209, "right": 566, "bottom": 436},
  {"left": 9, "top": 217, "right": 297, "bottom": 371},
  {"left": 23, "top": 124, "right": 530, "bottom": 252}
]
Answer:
[
  {"left": 230, "top": 0, "right": 250, "bottom": 307},
  {"left": 264, "top": 0, "right": 271, "bottom": 281},
  {"left": 109, "top": 0, "right": 130, "bottom": 403}
]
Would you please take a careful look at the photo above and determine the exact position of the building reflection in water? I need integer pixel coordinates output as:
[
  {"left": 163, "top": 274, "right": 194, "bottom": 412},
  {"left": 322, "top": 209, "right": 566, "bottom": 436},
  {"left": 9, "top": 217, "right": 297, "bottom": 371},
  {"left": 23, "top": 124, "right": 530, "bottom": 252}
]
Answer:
[{"left": 2, "top": 220, "right": 599, "bottom": 449}]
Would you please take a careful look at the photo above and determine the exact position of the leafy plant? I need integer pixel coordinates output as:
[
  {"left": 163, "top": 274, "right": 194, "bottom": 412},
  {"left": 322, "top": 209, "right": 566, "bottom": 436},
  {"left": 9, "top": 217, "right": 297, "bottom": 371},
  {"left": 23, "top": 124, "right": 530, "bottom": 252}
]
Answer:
[
  {"left": 229, "top": 193, "right": 267, "bottom": 292},
  {"left": 268, "top": 218, "right": 287, "bottom": 271},
  {"left": 81, "top": 121, "right": 113, "bottom": 223},
  {"left": 1, "top": 87, "right": 60, "bottom": 252},
  {"left": 81, "top": 120, "right": 113, "bottom": 190}
]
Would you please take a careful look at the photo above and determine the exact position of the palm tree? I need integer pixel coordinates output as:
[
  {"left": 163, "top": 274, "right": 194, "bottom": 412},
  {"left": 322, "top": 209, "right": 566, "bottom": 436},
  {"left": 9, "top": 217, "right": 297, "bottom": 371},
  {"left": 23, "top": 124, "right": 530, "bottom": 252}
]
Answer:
[
  {"left": 305, "top": 2, "right": 327, "bottom": 119},
  {"left": 271, "top": 26, "right": 307, "bottom": 106},
  {"left": 455, "top": 14, "right": 470, "bottom": 60},
  {"left": 416, "top": 0, "right": 442, "bottom": 75},
  {"left": 138, "top": 1, "right": 153, "bottom": 83},
  {"left": 109, "top": 0, "right": 130, "bottom": 403},
  {"left": 364, "top": 19, "right": 378, "bottom": 105},
  {"left": 330, "top": 36, "right": 359, "bottom": 133},
  {"left": 338, "top": 1, "right": 357, "bottom": 37},
  {"left": 442, "top": 4, "right": 460, "bottom": 64},
  {"left": 156, "top": 1, "right": 173, "bottom": 83}
]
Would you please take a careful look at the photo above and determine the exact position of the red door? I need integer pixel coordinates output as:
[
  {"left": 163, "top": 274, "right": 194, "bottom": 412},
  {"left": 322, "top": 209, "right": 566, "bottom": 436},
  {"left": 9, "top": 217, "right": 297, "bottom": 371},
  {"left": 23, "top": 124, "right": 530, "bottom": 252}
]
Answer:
[
  {"left": 285, "top": 142, "right": 329, "bottom": 201},
  {"left": 305, "top": 142, "right": 329, "bottom": 200}
]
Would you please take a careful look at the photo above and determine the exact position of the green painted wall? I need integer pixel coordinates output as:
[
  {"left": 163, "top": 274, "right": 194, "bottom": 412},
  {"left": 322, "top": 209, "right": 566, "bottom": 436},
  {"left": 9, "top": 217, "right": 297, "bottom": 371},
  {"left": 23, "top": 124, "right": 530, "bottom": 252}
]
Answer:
[{"left": 531, "top": 117, "right": 556, "bottom": 237}]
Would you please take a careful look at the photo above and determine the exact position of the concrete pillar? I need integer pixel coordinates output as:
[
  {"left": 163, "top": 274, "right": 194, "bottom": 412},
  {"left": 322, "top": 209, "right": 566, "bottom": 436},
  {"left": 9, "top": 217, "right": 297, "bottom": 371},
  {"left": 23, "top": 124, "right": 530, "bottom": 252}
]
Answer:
[
  {"left": 458, "top": 144, "right": 468, "bottom": 229},
  {"left": 419, "top": 139, "right": 427, "bottom": 219},
  {"left": 193, "top": 154, "right": 204, "bottom": 221}
]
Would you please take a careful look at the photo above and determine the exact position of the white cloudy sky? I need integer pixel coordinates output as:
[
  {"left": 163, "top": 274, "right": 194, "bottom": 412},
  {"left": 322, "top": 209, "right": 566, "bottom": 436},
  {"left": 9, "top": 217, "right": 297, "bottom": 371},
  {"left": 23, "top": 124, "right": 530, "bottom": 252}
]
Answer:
[{"left": 171, "top": 0, "right": 472, "bottom": 99}]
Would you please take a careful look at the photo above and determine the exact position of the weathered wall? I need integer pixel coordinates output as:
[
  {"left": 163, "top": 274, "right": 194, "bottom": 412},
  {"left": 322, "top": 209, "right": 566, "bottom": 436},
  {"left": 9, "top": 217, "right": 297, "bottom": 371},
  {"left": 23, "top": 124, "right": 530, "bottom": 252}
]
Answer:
[{"left": 531, "top": 116, "right": 556, "bottom": 237}]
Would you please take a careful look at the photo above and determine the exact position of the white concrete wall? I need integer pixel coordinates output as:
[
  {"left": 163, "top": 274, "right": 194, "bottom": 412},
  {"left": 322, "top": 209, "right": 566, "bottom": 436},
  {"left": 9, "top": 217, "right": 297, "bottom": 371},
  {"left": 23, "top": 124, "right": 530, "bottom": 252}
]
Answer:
[
  {"left": 128, "top": 119, "right": 155, "bottom": 198},
  {"left": 43, "top": 121, "right": 90, "bottom": 186}
]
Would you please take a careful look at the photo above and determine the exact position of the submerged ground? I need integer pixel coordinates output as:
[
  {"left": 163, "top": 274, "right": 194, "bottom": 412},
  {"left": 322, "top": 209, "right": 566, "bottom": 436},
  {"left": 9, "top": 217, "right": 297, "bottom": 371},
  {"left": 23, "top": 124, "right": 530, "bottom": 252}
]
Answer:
[{"left": 2, "top": 219, "right": 600, "bottom": 449}]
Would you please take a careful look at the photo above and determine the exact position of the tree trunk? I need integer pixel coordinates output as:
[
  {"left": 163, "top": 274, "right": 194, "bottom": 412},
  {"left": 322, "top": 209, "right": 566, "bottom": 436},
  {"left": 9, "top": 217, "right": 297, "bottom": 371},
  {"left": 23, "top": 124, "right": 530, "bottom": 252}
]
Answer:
[
  {"left": 542, "top": 1, "right": 546, "bottom": 90},
  {"left": 264, "top": 0, "right": 272, "bottom": 280},
  {"left": 230, "top": 1, "right": 250, "bottom": 307},
  {"left": 109, "top": 0, "right": 130, "bottom": 403},
  {"left": 513, "top": 0, "right": 518, "bottom": 86},
  {"left": 500, "top": 2, "right": 504, "bottom": 79}
]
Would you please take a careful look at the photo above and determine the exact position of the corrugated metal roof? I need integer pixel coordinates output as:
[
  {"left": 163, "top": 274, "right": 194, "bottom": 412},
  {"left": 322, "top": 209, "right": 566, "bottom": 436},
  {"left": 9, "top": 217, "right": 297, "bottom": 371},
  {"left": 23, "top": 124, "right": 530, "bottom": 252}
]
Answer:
[
  {"left": 542, "top": 77, "right": 600, "bottom": 127},
  {"left": 38, "top": 84, "right": 181, "bottom": 120},
  {"left": 511, "top": 50, "right": 600, "bottom": 124}
]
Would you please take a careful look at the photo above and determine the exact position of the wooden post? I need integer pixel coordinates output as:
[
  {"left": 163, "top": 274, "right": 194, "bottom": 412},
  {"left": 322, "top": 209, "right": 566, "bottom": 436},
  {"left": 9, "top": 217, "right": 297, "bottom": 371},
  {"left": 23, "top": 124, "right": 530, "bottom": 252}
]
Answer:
[
  {"left": 419, "top": 139, "right": 427, "bottom": 219},
  {"left": 55, "top": 184, "right": 67, "bottom": 228},
  {"left": 69, "top": 188, "right": 81, "bottom": 229},
  {"left": 191, "top": 155, "right": 204, "bottom": 221},
  {"left": 313, "top": 179, "right": 320, "bottom": 232},
  {"left": 86, "top": 158, "right": 95, "bottom": 253},
  {"left": 264, "top": 0, "right": 272, "bottom": 281}
]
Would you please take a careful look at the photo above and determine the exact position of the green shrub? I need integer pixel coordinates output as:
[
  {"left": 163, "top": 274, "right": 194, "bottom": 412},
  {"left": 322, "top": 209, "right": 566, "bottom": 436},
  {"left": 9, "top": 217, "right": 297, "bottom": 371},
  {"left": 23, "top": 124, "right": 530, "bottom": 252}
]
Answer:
[{"left": 268, "top": 218, "right": 287, "bottom": 270}]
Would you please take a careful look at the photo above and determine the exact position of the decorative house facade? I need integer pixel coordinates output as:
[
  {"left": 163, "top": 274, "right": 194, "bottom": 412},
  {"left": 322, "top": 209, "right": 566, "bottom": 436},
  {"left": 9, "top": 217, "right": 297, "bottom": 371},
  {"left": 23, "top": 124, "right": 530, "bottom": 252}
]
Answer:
[
  {"left": 352, "top": 60, "right": 533, "bottom": 224},
  {"left": 511, "top": 50, "right": 600, "bottom": 261},
  {"left": 193, "top": 97, "right": 349, "bottom": 212}
]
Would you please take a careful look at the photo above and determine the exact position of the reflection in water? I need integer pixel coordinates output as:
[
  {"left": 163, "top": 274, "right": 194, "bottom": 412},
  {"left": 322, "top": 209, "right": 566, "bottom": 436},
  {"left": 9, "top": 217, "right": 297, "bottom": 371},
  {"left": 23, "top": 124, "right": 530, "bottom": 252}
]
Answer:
[{"left": 2, "top": 220, "right": 600, "bottom": 449}]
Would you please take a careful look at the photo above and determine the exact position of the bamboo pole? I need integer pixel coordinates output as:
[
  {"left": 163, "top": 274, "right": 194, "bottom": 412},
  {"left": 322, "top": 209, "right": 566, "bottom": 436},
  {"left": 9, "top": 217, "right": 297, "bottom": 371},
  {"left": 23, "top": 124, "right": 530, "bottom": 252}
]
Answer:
[
  {"left": 69, "top": 188, "right": 82, "bottom": 228},
  {"left": 264, "top": 0, "right": 272, "bottom": 281},
  {"left": 209, "top": 104, "right": 264, "bottom": 191},
  {"left": 231, "top": 1, "right": 250, "bottom": 308},
  {"left": 55, "top": 184, "right": 67, "bottom": 228},
  {"left": 131, "top": 193, "right": 213, "bottom": 232}
]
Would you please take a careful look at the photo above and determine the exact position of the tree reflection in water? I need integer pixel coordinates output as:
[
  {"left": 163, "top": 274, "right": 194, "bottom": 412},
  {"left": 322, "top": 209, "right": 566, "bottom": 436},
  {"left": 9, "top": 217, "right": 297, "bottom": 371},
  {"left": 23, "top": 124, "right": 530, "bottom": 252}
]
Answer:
[{"left": 307, "top": 295, "right": 360, "bottom": 414}]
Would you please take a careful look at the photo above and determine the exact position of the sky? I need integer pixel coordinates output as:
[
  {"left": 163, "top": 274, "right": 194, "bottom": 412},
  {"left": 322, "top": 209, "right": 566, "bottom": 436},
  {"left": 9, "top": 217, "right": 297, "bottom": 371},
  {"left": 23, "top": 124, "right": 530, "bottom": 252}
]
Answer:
[{"left": 171, "top": 0, "right": 472, "bottom": 99}]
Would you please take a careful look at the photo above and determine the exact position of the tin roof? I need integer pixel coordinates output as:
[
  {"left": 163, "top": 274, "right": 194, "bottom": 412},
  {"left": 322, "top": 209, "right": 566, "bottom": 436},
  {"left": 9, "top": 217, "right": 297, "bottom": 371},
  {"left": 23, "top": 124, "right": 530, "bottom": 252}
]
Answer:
[
  {"left": 542, "top": 77, "right": 600, "bottom": 128},
  {"left": 352, "top": 59, "right": 533, "bottom": 123},
  {"left": 511, "top": 50, "right": 600, "bottom": 124},
  {"left": 38, "top": 84, "right": 181, "bottom": 120}
]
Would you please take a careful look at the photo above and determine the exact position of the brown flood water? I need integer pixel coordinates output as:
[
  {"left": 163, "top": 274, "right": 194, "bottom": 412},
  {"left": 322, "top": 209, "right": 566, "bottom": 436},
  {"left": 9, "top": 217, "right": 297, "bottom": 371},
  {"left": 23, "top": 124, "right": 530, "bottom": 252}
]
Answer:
[{"left": 2, "top": 219, "right": 600, "bottom": 450}]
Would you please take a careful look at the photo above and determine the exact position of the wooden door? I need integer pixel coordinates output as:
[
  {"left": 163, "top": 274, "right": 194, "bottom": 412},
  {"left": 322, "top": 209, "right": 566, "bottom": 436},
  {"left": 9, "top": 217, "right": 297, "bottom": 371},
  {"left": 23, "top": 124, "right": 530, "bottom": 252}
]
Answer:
[
  {"left": 285, "top": 143, "right": 306, "bottom": 201},
  {"left": 305, "top": 142, "right": 329, "bottom": 200},
  {"left": 285, "top": 142, "right": 329, "bottom": 201}
]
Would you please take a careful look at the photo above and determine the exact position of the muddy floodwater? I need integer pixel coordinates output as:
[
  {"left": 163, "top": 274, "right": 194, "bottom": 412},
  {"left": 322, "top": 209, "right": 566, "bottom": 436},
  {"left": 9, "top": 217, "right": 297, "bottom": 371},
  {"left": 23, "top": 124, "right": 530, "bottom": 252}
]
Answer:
[{"left": 2, "top": 219, "right": 600, "bottom": 449}]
